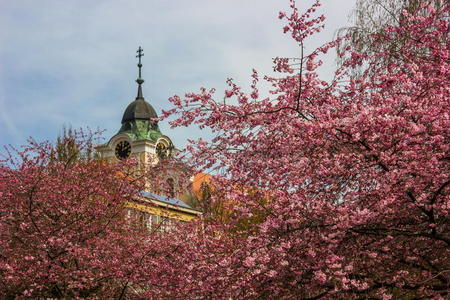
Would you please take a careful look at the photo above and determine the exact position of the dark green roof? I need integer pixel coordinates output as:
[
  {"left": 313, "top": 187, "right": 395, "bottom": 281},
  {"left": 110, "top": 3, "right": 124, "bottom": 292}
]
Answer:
[{"left": 121, "top": 97, "right": 158, "bottom": 124}]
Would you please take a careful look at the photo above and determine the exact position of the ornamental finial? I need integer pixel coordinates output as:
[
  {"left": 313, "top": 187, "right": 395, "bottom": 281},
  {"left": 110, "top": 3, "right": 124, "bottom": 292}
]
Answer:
[{"left": 136, "top": 46, "right": 144, "bottom": 99}]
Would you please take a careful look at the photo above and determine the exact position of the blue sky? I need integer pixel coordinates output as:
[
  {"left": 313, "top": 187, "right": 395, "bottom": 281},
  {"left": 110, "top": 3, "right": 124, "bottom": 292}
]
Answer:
[{"left": 0, "top": 0, "right": 356, "bottom": 150}]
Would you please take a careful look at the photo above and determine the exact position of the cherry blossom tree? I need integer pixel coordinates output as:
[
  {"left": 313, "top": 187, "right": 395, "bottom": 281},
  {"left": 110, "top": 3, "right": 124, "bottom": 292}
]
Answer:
[
  {"left": 157, "top": 0, "right": 449, "bottom": 298},
  {"left": 0, "top": 131, "right": 169, "bottom": 298},
  {"left": 337, "top": 0, "right": 446, "bottom": 72}
]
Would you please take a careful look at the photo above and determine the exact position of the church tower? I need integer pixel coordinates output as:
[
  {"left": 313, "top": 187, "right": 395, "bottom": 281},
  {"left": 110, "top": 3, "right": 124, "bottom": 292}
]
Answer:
[
  {"left": 95, "top": 47, "right": 201, "bottom": 226},
  {"left": 96, "top": 47, "right": 173, "bottom": 166}
]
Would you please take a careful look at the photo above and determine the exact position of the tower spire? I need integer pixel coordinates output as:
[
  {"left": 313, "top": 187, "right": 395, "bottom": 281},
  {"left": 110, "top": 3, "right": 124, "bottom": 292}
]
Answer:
[{"left": 136, "top": 46, "right": 144, "bottom": 99}]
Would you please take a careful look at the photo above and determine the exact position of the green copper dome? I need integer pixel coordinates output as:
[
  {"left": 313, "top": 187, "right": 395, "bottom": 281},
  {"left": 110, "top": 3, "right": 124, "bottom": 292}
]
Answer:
[{"left": 118, "top": 119, "right": 162, "bottom": 142}]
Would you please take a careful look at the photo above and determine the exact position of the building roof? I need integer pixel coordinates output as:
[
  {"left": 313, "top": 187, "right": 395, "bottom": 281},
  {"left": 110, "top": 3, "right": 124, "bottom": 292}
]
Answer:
[
  {"left": 121, "top": 98, "right": 158, "bottom": 124},
  {"left": 140, "top": 191, "right": 199, "bottom": 210}
]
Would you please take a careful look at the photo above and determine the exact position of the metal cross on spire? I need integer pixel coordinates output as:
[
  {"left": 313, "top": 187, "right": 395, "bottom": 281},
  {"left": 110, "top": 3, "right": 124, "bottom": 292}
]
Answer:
[
  {"left": 136, "top": 46, "right": 144, "bottom": 79},
  {"left": 135, "top": 46, "right": 145, "bottom": 99}
]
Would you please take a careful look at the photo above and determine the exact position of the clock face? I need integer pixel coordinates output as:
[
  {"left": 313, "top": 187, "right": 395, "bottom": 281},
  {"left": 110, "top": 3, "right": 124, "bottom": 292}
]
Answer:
[
  {"left": 156, "top": 142, "right": 169, "bottom": 159},
  {"left": 115, "top": 141, "right": 131, "bottom": 160}
]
